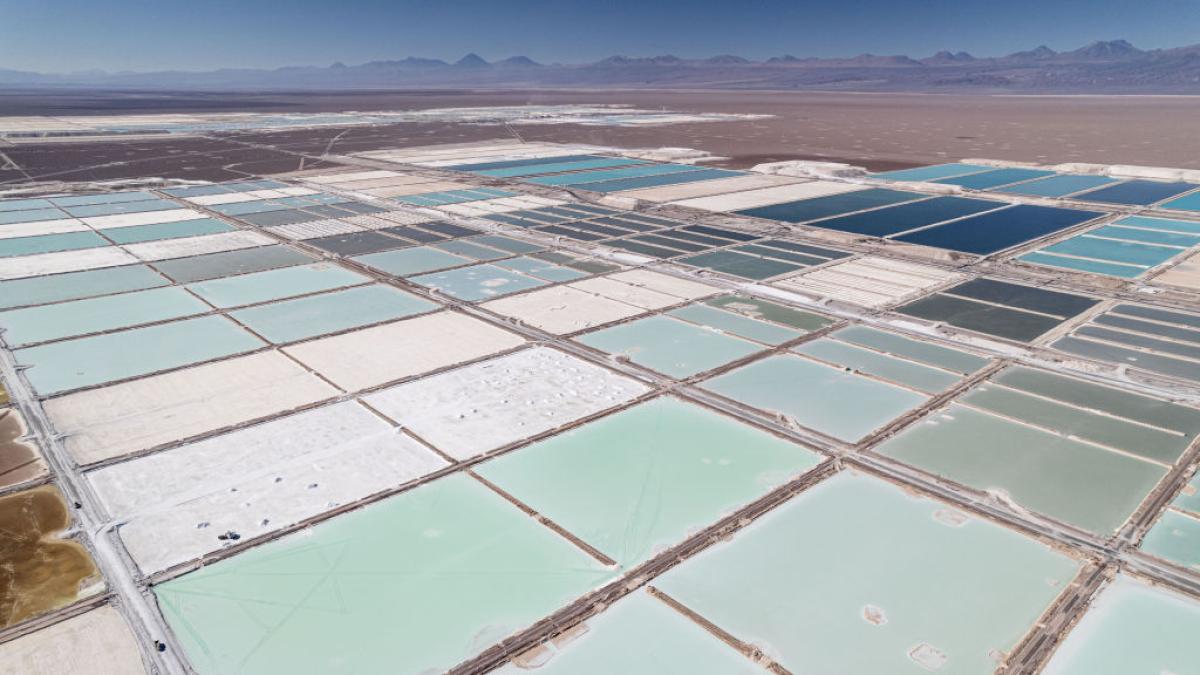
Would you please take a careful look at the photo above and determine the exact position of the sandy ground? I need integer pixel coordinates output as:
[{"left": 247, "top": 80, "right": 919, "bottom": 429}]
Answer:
[{"left": 2, "top": 89, "right": 1198, "bottom": 185}]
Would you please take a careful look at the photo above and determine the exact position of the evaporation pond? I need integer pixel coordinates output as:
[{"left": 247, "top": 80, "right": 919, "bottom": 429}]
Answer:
[
  {"left": 477, "top": 397, "right": 821, "bottom": 566},
  {"left": 155, "top": 473, "right": 613, "bottom": 674},
  {"left": 702, "top": 354, "right": 928, "bottom": 442},
  {"left": 576, "top": 315, "right": 763, "bottom": 377},
  {"left": 655, "top": 471, "right": 1080, "bottom": 675},
  {"left": 15, "top": 315, "right": 264, "bottom": 395},
  {"left": 1041, "top": 575, "right": 1200, "bottom": 675},
  {"left": 0, "top": 265, "right": 167, "bottom": 310},
  {"left": 0, "top": 286, "right": 209, "bottom": 346},
  {"left": 186, "top": 262, "right": 368, "bottom": 308},
  {"left": 230, "top": 285, "right": 437, "bottom": 343},
  {"left": 495, "top": 590, "right": 763, "bottom": 674}
]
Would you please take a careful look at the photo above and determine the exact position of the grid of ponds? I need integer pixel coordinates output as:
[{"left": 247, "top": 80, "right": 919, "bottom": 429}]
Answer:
[
  {"left": 3, "top": 144, "right": 1200, "bottom": 675},
  {"left": 872, "top": 163, "right": 1200, "bottom": 208},
  {"left": 1019, "top": 216, "right": 1200, "bottom": 278},
  {"left": 1052, "top": 303, "right": 1200, "bottom": 384},
  {"left": 897, "top": 277, "right": 1101, "bottom": 343}
]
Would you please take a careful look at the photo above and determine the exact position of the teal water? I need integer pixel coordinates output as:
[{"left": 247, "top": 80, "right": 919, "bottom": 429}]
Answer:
[
  {"left": 478, "top": 397, "right": 821, "bottom": 566},
  {"left": 703, "top": 354, "right": 928, "bottom": 442},
  {"left": 186, "top": 263, "right": 368, "bottom": 308},
  {"left": 495, "top": 590, "right": 762, "bottom": 674},
  {"left": 1042, "top": 575, "right": 1200, "bottom": 675},
  {"left": 156, "top": 474, "right": 614, "bottom": 674},
  {"left": 577, "top": 315, "right": 762, "bottom": 378},
  {"left": 656, "top": 471, "right": 1080, "bottom": 675},
  {"left": 231, "top": 285, "right": 437, "bottom": 343},
  {"left": 0, "top": 266, "right": 167, "bottom": 310},
  {"left": 16, "top": 315, "right": 264, "bottom": 395},
  {"left": 0, "top": 286, "right": 209, "bottom": 346}
]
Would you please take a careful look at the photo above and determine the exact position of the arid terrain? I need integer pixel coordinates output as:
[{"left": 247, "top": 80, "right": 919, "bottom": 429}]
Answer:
[{"left": 2, "top": 90, "right": 1198, "bottom": 188}]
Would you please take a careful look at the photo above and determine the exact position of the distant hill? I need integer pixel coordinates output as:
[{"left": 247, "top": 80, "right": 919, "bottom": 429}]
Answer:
[
  {"left": 496, "top": 56, "right": 542, "bottom": 67},
  {"left": 5, "top": 40, "right": 1200, "bottom": 93},
  {"left": 922, "top": 51, "right": 976, "bottom": 65},
  {"left": 453, "top": 53, "right": 491, "bottom": 68}
]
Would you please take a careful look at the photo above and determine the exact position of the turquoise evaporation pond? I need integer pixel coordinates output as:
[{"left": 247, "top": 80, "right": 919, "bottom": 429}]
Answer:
[
  {"left": 15, "top": 315, "right": 264, "bottom": 395},
  {"left": 475, "top": 157, "right": 647, "bottom": 179},
  {"left": 400, "top": 188, "right": 513, "bottom": 206},
  {"left": 527, "top": 163, "right": 698, "bottom": 186},
  {"left": 1140, "top": 471, "right": 1200, "bottom": 570},
  {"left": 1162, "top": 190, "right": 1200, "bottom": 211},
  {"left": 0, "top": 265, "right": 168, "bottom": 310},
  {"left": 1041, "top": 575, "right": 1200, "bottom": 675},
  {"left": 832, "top": 324, "right": 991, "bottom": 374},
  {"left": 186, "top": 263, "right": 368, "bottom": 308},
  {"left": 155, "top": 473, "right": 614, "bottom": 674},
  {"left": 1140, "top": 510, "right": 1200, "bottom": 570},
  {"left": 410, "top": 263, "right": 546, "bottom": 301},
  {"left": 61, "top": 198, "right": 180, "bottom": 218},
  {"left": 230, "top": 285, "right": 438, "bottom": 344},
  {"left": 435, "top": 238, "right": 510, "bottom": 261},
  {"left": 1171, "top": 473, "right": 1200, "bottom": 513},
  {"left": 0, "top": 231, "right": 109, "bottom": 258},
  {"left": 1077, "top": 180, "right": 1198, "bottom": 206},
  {"left": 933, "top": 167, "right": 1056, "bottom": 190},
  {"left": 580, "top": 168, "right": 742, "bottom": 193},
  {"left": 477, "top": 397, "right": 822, "bottom": 567},
  {"left": 495, "top": 590, "right": 763, "bottom": 675},
  {"left": 495, "top": 256, "right": 587, "bottom": 282},
  {"left": 0, "top": 197, "right": 54, "bottom": 212},
  {"left": 352, "top": 246, "right": 472, "bottom": 276},
  {"left": 667, "top": 303, "right": 803, "bottom": 345},
  {"left": 48, "top": 191, "right": 157, "bottom": 207},
  {"left": 101, "top": 217, "right": 234, "bottom": 244},
  {"left": 0, "top": 286, "right": 209, "bottom": 346},
  {"left": 1020, "top": 216, "right": 1200, "bottom": 278},
  {"left": 151, "top": 246, "right": 315, "bottom": 284},
  {"left": 793, "top": 339, "right": 963, "bottom": 394},
  {"left": 702, "top": 353, "right": 929, "bottom": 442},
  {"left": 655, "top": 471, "right": 1081, "bottom": 675},
  {"left": 576, "top": 315, "right": 763, "bottom": 378},
  {"left": 0, "top": 208, "right": 66, "bottom": 225},
  {"left": 874, "top": 366, "right": 1200, "bottom": 534},
  {"left": 994, "top": 174, "right": 1118, "bottom": 197},
  {"left": 871, "top": 163, "right": 993, "bottom": 182},
  {"left": 1019, "top": 252, "right": 1147, "bottom": 278}
]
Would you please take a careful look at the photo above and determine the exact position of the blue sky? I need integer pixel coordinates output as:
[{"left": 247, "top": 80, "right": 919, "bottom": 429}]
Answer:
[{"left": 3, "top": 0, "right": 1199, "bottom": 72}]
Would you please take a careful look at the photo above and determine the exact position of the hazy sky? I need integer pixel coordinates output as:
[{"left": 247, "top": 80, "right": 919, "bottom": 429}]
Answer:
[{"left": 3, "top": 0, "right": 1199, "bottom": 72}]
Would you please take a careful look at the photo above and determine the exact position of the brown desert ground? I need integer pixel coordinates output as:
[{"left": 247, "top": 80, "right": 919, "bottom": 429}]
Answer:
[{"left": 2, "top": 89, "right": 1198, "bottom": 185}]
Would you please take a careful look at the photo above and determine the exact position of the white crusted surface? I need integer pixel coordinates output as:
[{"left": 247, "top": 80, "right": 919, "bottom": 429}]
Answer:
[
  {"left": 93, "top": 401, "right": 447, "bottom": 573},
  {"left": 366, "top": 347, "right": 648, "bottom": 459},
  {"left": 0, "top": 606, "right": 147, "bottom": 675},
  {"left": 284, "top": 311, "right": 525, "bottom": 392},
  {"left": 0, "top": 246, "right": 138, "bottom": 280},
  {"left": 45, "top": 351, "right": 337, "bottom": 464},
  {"left": 482, "top": 285, "right": 645, "bottom": 334}
]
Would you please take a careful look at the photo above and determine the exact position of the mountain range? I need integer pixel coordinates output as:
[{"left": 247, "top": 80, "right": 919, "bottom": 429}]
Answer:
[{"left": 4, "top": 40, "right": 1200, "bottom": 93}]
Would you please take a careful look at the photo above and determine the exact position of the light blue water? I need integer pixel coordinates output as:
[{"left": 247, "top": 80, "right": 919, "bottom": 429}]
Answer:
[
  {"left": 0, "top": 231, "right": 109, "bottom": 258},
  {"left": 231, "top": 285, "right": 437, "bottom": 343},
  {"left": 934, "top": 168, "right": 1056, "bottom": 190},
  {"left": 527, "top": 163, "right": 699, "bottom": 186},
  {"left": 476, "top": 157, "right": 646, "bottom": 178},
  {"left": 994, "top": 174, "right": 1118, "bottom": 197},
  {"left": 581, "top": 169, "right": 744, "bottom": 193}
]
